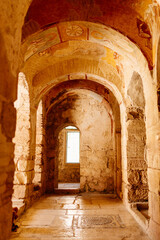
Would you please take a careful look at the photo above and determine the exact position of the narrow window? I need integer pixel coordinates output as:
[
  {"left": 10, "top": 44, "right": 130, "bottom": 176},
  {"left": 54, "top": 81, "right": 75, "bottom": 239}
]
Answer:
[{"left": 65, "top": 126, "right": 80, "bottom": 163}]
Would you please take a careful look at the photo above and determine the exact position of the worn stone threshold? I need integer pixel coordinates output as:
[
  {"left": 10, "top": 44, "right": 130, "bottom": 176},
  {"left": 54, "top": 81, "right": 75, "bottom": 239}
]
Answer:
[
  {"left": 54, "top": 188, "right": 80, "bottom": 194},
  {"left": 128, "top": 202, "right": 150, "bottom": 234}
]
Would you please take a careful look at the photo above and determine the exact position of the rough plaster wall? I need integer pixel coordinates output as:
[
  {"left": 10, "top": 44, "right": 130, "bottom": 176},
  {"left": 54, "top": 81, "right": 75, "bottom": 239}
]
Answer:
[
  {"left": 45, "top": 90, "right": 114, "bottom": 193},
  {"left": 58, "top": 129, "right": 80, "bottom": 183},
  {"left": 127, "top": 72, "right": 147, "bottom": 202}
]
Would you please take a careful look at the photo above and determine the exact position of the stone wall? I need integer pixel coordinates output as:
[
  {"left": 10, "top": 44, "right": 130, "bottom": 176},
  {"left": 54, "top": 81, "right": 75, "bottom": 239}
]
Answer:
[
  {"left": 45, "top": 89, "right": 115, "bottom": 193},
  {"left": 147, "top": 4, "right": 160, "bottom": 239},
  {"left": 0, "top": 1, "right": 31, "bottom": 239},
  {"left": 13, "top": 77, "right": 46, "bottom": 205},
  {"left": 126, "top": 72, "right": 148, "bottom": 203},
  {"left": 126, "top": 109, "right": 147, "bottom": 202}
]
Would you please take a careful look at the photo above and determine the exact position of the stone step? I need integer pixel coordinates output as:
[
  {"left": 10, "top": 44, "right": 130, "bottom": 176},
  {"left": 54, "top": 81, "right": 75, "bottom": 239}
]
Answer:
[{"left": 54, "top": 188, "right": 80, "bottom": 194}]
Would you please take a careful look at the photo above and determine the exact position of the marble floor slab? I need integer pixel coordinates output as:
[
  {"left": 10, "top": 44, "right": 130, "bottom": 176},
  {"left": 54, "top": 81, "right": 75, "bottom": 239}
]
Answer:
[{"left": 10, "top": 193, "right": 150, "bottom": 240}]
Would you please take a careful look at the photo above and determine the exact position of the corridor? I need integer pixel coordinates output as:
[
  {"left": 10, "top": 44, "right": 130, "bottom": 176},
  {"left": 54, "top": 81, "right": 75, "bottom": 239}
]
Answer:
[{"left": 10, "top": 193, "right": 150, "bottom": 240}]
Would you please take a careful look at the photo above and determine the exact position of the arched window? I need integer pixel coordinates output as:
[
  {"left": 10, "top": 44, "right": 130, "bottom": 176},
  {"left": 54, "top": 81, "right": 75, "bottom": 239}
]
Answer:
[{"left": 65, "top": 126, "right": 80, "bottom": 164}]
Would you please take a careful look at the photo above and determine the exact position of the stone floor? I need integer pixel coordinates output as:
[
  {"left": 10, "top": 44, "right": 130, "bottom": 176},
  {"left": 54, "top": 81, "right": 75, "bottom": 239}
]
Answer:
[
  {"left": 10, "top": 193, "right": 150, "bottom": 240},
  {"left": 58, "top": 183, "right": 80, "bottom": 189}
]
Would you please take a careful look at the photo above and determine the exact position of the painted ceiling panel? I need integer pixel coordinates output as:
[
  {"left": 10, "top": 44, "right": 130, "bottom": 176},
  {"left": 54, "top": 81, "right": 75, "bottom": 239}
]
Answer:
[{"left": 24, "top": 0, "right": 153, "bottom": 68}]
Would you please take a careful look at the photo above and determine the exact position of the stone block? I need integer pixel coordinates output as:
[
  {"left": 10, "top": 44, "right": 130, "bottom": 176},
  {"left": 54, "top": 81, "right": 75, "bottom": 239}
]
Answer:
[
  {"left": 36, "top": 145, "right": 43, "bottom": 154},
  {"left": 128, "top": 170, "right": 140, "bottom": 185},
  {"left": 147, "top": 125, "right": 160, "bottom": 170},
  {"left": 14, "top": 172, "right": 27, "bottom": 184},
  {"left": 148, "top": 219, "right": 160, "bottom": 240},
  {"left": 14, "top": 170, "right": 34, "bottom": 185},
  {"left": 148, "top": 168, "right": 160, "bottom": 194},
  {"left": 18, "top": 160, "right": 34, "bottom": 171},
  {"left": 13, "top": 185, "right": 27, "bottom": 199},
  {"left": 35, "top": 164, "right": 43, "bottom": 172},
  {"left": 149, "top": 191, "right": 160, "bottom": 224},
  {"left": 141, "top": 170, "right": 148, "bottom": 184},
  {"left": 127, "top": 159, "right": 147, "bottom": 170},
  {"left": 128, "top": 184, "right": 148, "bottom": 202},
  {"left": 33, "top": 173, "right": 42, "bottom": 183}
]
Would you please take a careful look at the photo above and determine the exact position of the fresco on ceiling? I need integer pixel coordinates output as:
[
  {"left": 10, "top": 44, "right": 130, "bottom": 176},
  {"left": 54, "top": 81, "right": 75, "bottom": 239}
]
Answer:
[
  {"left": 24, "top": 22, "right": 129, "bottom": 76},
  {"left": 24, "top": 27, "right": 60, "bottom": 61},
  {"left": 59, "top": 22, "right": 88, "bottom": 41},
  {"left": 24, "top": 0, "right": 153, "bottom": 69},
  {"left": 24, "top": 22, "right": 131, "bottom": 62},
  {"left": 102, "top": 47, "right": 116, "bottom": 69}
]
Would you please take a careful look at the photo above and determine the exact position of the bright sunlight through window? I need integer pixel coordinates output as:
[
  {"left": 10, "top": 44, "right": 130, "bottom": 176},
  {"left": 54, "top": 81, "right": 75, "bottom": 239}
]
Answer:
[{"left": 66, "top": 126, "right": 80, "bottom": 163}]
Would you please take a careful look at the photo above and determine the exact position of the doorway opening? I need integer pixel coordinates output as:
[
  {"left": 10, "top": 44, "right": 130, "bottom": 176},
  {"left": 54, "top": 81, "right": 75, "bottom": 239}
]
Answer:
[{"left": 58, "top": 125, "right": 80, "bottom": 190}]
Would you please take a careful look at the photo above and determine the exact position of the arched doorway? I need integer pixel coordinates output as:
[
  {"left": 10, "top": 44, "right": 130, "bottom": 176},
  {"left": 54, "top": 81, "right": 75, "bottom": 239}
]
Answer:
[
  {"left": 45, "top": 85, "right": 121, "bottom": 195},
  {"left": 58, "top": 125, "right": 80, "bottom": 190}
]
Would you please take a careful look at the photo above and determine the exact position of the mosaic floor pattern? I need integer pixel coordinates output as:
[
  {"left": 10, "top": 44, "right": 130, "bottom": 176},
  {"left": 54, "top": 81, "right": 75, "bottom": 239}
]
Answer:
[{"left": 10, "top": 193, "right": 150, "bottom": 240}]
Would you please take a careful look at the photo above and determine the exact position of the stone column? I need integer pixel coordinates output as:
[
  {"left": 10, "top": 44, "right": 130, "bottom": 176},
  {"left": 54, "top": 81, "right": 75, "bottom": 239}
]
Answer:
[
  {"left": 147, "top": 125, "right": 160, "bottom": 240},
  {"left": 126, "top": 108, "right": 148, "bottom": 203},
  {"left": 13, "top": 73, "right": 34, "bottom": 202},
  {"left": 33, "top": 100, "right": 45, "bottom": 192}
]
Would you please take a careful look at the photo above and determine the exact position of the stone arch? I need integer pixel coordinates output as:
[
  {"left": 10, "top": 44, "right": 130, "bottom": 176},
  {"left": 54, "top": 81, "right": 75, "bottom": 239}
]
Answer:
[
  {"left": 20, "top": 19, "right": 159, "bottom": 240},
  {"left": 42, "top": 79, "right": 122, "bottom": 195},
  {"left": 21, "top": 23, "right": 155, "bottom": 205},
  {"left": 45, "top": 88, "right": 117, "bottom": 193},
  {"left": 21, "top": 21, "right": 154, "bottom": 130}
]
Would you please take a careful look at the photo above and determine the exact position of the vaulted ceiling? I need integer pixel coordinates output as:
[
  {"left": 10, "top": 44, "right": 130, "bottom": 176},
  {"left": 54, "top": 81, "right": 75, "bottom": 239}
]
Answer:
[{"left": 23, "top": 0, "right": 153, "bottom": 68}]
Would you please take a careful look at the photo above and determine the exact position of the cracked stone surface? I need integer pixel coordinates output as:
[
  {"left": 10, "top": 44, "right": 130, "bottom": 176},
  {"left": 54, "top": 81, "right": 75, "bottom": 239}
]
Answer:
[{"left": 10, "top": 193, "right": 150, "bottom": 240}]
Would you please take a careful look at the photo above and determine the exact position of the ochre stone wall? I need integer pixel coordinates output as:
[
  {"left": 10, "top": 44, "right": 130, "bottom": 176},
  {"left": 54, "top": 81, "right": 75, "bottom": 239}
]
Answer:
[
  {"left": 0, "top": 1, "right": 31, "bottom": 239},
  {"left": 45, "top": 89, "right": 115, "bottom": 193}
]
